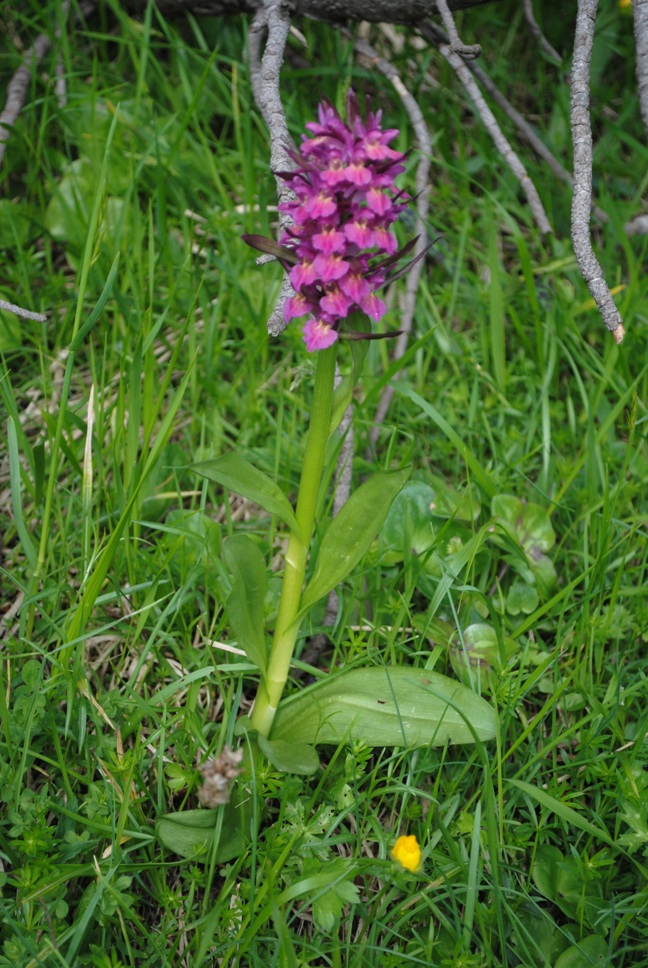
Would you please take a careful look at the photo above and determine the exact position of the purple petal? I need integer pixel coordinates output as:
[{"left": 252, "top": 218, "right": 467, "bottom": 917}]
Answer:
[
  {"left": 313, "top": 253, "right": 350, "bottom": 282},
  {"left": 343, "top": 218, "right": 374, "bottom": 248},
  {"left": 339, "top": 272, "right": 371, "bottom": 303},
  {"left": 290, "top": 260, "right": 319, "bottom": 290},
  {"left": 360, "top": 292, "right": 387, "bottom": 322},
  {"left": 320, "top": 284, "right": 353, "bottom": 318},
  {"left": 312, "top": 226, "right": 347, "bottom": 254},
  {"left": 303, "top": 318, "right": 339, "bottom": 352},
  {"left": 284, "top": 293, "right": 317, "bottom": 322}
]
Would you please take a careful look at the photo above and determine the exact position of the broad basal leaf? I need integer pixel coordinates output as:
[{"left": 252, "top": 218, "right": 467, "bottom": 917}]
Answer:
[{"left": 270, "top": 666, "right": 497, "bottom": 748}]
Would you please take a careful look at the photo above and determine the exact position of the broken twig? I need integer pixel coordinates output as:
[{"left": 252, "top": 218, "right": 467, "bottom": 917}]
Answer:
[
  {"left": 435, "top": 0, "right": 481, "bottom": 59},
  {"left": 522, "top": 0, "right": 563, "bottom": 64},
  {"left": 423, "top": 21, "right": 552, "bottom": 235},
  {"left": 0, "top": 299, "right": 47, "bottom": 322}
]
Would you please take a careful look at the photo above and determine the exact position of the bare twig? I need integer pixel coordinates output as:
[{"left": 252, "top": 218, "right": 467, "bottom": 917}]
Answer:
[
  {"left": 522, "top": 0, "right": 563, "bottom": 64},
  {"left": 424, "top": 20, "right": 607, "bottom": 223},
  {"left": 352, "top": 37, "right": 432, "bottom": 446},
  {"left": 0, "top": 33, "right": 53, "bottom": 169},
  {"left": 571, "top": 0, "right": 625, "bottom": 343},
  {"left": 0, "top": 299, "right": 47, "bottom": 322},
  {"left": 423, "top": 20, "right": 552, "bottom": 236},
  {"left": 0, "top": 2, "right": 95, "bottom": 168},
  {"left": 248, "top": 1, "right": 297, "bottom": 336},
  {"left": 633, "top": 0, "right": 648, "bottom": 137},
  {"left": 131, "top": 0, "right": 508, "bottom": 24},
  {"left": 435, "top": 0, "right": 481, "bottom": 59}
]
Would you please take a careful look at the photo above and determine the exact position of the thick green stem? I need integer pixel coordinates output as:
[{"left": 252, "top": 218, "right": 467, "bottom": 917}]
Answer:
[{"left": 250, "top": 343, "right": 338, "bottom": 738}]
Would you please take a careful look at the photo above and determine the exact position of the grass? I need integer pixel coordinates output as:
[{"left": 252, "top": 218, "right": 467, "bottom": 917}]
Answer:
[{"left": 1, "top": 0, "right": 648, "bottom": 964}]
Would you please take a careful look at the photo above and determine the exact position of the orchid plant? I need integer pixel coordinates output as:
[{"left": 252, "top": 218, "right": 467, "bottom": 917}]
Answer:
[{"left": 156, "top": 92, "right": 496, "bottom": 862}]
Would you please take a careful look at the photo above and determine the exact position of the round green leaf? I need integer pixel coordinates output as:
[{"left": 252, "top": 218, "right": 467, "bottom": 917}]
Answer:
[
  {"left": 257, "top": 735, "right": 320, "bottom": 774},
  {"left": 554, "top": 936, "right": 608, "bottom": 968}
]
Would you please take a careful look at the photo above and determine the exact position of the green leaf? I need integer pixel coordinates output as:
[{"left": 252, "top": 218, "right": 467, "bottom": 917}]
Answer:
[
  {"left": 161, "top": 509, "right": 221, "bottom": 576},
  {"left": 510, "top": 780, "right": 614, "bottom": 846},
  {"left": 430, "top": 475, "right": 481, "bottom": 521},
  {"left": 382, "top": 481, "right": 437, "bottom": 555},
  {"left": 491, "top": 495, "right": 555, "bottom": 553},
  {"left": 7, "top": 416, "right": 37, "bottom": 572},
  {"left": 0, "top": 200, "right": 36, "bottom": 247},
  {"left": 554, "top": 937, "right": 608, "bottom": 968},
  {"left": 155, "top": 800, "right": 246, "bottom": 862},
  {"left": 532, "top": 845, "right": 590, "bottom": 921},
  {"left": 300, "top": 467, "right": 411, "bottom": 613},
  {"left": 194, "top": 453, "right": 300, "bottom": 539},
  {"left": 449, "top": 623, "right": 517, "bottom": 682},
  {"left": 223, "top": 535, "right": 268, "bottom": 675},
  {"left": 271, "top": 666, "right": 497, "bottom": 747},
  {"left": 310, "top": 867, "right": 360, "bottom": 931},
  {"left": 490, "top": 495, "right": 557, "bottom": 595},
  {"left": 70, "top": 252, "right": 120, "bottom": 351},
  {"left": 277, "top": 858, "right": 360, "bottom": 931},
  {"left": 65, "top": 360, "right": 194, "bottom": 652},
  {"left": 506, "top": 579, "right": 539, "bottom": 616},
  {"left": 395, "top": 386, "right": 498, "bottom": 499},
  {"left": 257, "top": 735, "right": 320, "bottom": 775}
]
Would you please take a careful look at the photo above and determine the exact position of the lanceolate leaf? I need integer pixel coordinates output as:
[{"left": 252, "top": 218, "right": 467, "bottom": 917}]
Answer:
[
  {"left": 270, "top": 666, "right": 497, "bottom": 748},
  {"left": 299, "top": 467, "right": 411, "bottom": 614},
  {"left": 223, "top": 535, "right": 268, "bottom": 675},
  {"left": 194, "top": 453, "right": 301, "bottom": 540}
]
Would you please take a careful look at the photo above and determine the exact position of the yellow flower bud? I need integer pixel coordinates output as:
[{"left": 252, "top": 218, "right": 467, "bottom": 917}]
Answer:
[
  {"left": 391, "top": 834, "right": 422, "bottom": 873},
  {"left": 619, "top": 0, "right": 632, "bottom": 9}
]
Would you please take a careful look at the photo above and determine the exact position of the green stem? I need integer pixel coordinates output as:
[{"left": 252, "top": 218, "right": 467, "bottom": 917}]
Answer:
[{"left": 250, "top": 343, "right": 338, "bottom": 738}]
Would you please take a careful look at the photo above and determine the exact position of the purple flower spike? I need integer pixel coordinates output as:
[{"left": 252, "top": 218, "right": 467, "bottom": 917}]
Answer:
[{"left": 248, "top": 90, "right": 414, "bottom": 351}]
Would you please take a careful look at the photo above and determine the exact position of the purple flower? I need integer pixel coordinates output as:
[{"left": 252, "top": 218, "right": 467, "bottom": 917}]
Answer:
[{"left": 278, "top": 90, "right": 408, "bottom": 351}]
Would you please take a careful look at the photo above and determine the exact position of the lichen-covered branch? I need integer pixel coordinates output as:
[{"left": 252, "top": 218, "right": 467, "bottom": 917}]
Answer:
[
  {"left": 0, "top": 299, "right": 47, "bottom": 322},
  {"left": 130, "top": 0, "right": 502, "bottom": 25},
  {"left": 0, "top": 2, "right": 93, "bottom": 168},
  {"left": 436, "top": 0, "right": 481, "bottom": 58},
  {"left": 0, "top": 33, "right": 53, "bottom": 169},
  {"left": 249, "top": 1, "right": 297, "bottom": 336},
  {"left": 571, "top": 0, "right": 625, "bottom": 343},
  {"left": 634, "top": 0, "right": 648, "bottom": 136}
]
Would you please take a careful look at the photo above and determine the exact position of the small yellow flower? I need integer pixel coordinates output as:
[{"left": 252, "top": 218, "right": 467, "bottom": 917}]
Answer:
[
  {"left": 619, "top": 0, "right": 632, "bottom": 9},
  {"left": 391, "top": 834, "right": 422, "bottom": 873}
]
